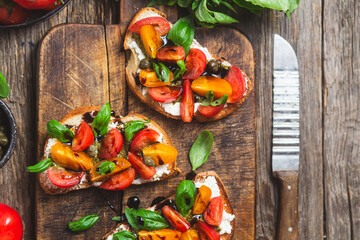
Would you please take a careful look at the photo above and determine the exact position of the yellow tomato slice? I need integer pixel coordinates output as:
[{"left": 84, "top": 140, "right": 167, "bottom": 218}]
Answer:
[{"left": 191, "top": 76, "right": 232, "bottom": 98}]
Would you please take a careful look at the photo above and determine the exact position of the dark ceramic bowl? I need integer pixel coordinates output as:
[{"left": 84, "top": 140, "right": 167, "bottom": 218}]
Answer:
[
  {"left": 0, "top": 0, "right": 72, "bottom": 29},
  {"left": 0, "top": 100, "right": 17, "bottom": 168}
]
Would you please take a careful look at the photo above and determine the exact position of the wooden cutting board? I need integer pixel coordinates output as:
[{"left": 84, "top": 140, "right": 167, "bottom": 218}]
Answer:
[{"left": 35, "top": 1, "right": 255, "bottom": 239}]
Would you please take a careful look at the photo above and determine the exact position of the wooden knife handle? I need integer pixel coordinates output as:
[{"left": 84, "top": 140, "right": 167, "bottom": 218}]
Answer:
[{"left": 273, "top": 170, "right": 299, "bottom": 240}]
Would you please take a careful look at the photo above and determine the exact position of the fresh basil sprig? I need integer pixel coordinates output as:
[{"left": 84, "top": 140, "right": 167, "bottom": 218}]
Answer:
[
  {"left": 167, "top": 16, "right": 195, "bottom": 55},
  {"left": 201, "top": 91, "right": 228, "bottom": 106},
  {"left": 113, "top": 231, "right": 137, "bottom": 240},
  {"left": 0, "top": 72, "right": 10, "bottom": 98},
  {"left": 189, "top": 131, "right": 214, "bottom": 171},
  {"left": 175, "top": 180, "right": 196, "bottom": 216},
  {"left": 27, "top": 158, "right": 52, "bottom": 173},
  {"left": 47, "top": 120, "right": 74, "bottom": 143},
  {"left": 96, "top": 161, "right": 116, "bottom": 175},
  {"left": 173, "top": 60, "right": 187, "bottom": 80},
  {"left": 112, "top": 216, "right": 122, "bottom": 221},
  {"left": 68, "top": 215, "right": 99, "bottom": 232},
  {"left": 153, "top": 62, "right": 171, "bottom": 82},
  {"left": 125, "top": 208, "right": 169, "bottom": 230},
  {"left": 211, "top": 94, "right": 228, "bottom": 106},
  {"left": 124, "top": 119, "right": 151, "bottom": 142},
  {"left": 93, "top": 103, "right": 111, "bottom": 136}
]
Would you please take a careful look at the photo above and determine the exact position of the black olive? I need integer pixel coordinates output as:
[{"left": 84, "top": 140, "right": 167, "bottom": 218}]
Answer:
[
  {"left": 207, "top": 59, "right": 219, "bottom": 73},
  {"left": 186, "top": 171, "right": 197, "bottom": 180},
  {"left": 139, "top": 59, "right": 152, "bottom": 69},
  {"left": 127, "top": 196, "right": 141, "bottom": 209}
]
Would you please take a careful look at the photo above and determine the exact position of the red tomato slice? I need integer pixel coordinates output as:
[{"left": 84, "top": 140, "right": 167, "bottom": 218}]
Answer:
[
  {"left": 43, "top": 0, "right": 62, "bottom": 11},
  {"left": 0, "top": 4, "right": 29, "bottom": 25},
  {"left": 128, "top": 152, "right": 156, "bottom": 180},
  {"left": 72, "top": 121, "right": 94, "bottom": 152},
  {"left": 197, "top": 104, "right": 225, "bottom": 118},
  {"left": 182, "top": 49, "right": 207, "bottom": 80},
  {"left": 13, "top": 0, "right": 58, "bottom": 9},
  {"left": 99, "top": 168, "right": 135, "bottom": 191},
  {"left": 203, "top": 197, "right": 223, "bottom": 226},
  {"left": 157, "top": 46, "right": 185, "bottom": 63},
  {"left": 129, "top": 17, "right": 171, "bottom": 36},
  {"left": 162, "top": 206, "right": 191, "bottom": 232},
  {"left": 149, "top": 86, "right": 183, "bottom": 103},
  {"left": 47, "top": 166, "right": 83, "bottom": 188},
  {"left": 225, "top": 66, "right": 246, "bottom": 103},
  {"left": 98, "top": 129, "right": 123, "bottom": 159},
  {"left": 0, "top": 203, "right": 23, "bottom": 240},
  {"left": 130, "top": 129, "right": 160, "bottom": 154},
  {"left": 196, "top": 221, "right": 220, "bottom": 240},
  {"left": 180, "top": 80, "right": 194, "bottom": 122}
]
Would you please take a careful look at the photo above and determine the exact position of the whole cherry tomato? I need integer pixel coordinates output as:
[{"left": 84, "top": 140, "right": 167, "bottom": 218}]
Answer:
[
  {"left": 0, "top": 203, "right": 23, "bottom": 240},
  {"left": 162, "top": 205, "right": 191, "bottom": 232},
  {"left": 197, "top": 104, "right": 225, "bottom": 118},
  {"left": 99, "top": 168, "right": 136, "bottom": 191},
  {"left": 225, "top": 66, "right": 246, "bottom": 103},
  {"left": 157, "top": 46, "right": 185, "bottom": 63},
  {"left": 129, "top": 17, "right": 171, "bottom": 36},
  {"left": 98, "top": 129, "right": 123, "bottom": 159},
  {"left": 130, "top": 128, "right": 160, "bottom": 154},
  {"left": 72, "top": 121, "right": 94, "bottom": 152},
  {"left": 203, "top": 197, "right": 223, "bottom": 226},
  {"left": 182, "top": 49, "right": 207, "bottom": 80},
  {"left": 128, "top": 152, "right": 156, "bottom": 180},
  {"left": 12, "top": 0, "right": 58, "bottom": 9},
  {"left": 195, "top": 221, "right": 220, "bottom": 240},
  {"left": 0, "top": 1, "right": 29, "bottom": 25},
  {"left": 180, "top": 80, "right": 194, "bottom": 122},
  {"left": 47, "top": 166, "right": 84, "bottom": 188},
  {"left": 149, "top": 86, "right": 183, "bottom": 103}
]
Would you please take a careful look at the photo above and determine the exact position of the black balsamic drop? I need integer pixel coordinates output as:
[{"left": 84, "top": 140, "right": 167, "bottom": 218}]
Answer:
[
  {"left": 83, "top": 111, "right": 98, "bottom": 123},
  {"left": 151, "top": 197, "right": 167, "bottom": 207},
  {"left": 127, "top": 196, "right": 141, "bottom": 209},
  {"left": 186, "top": 171, "right": 197, "bottom": 180},
  {"left": 155, "top": 199, "right": 175, "bottom": 211}
]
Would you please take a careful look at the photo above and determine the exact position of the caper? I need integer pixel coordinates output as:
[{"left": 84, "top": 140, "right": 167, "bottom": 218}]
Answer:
[
  {"left": 85, "top": 144, "right": 98, "bottom": 158},
  {"left": 139, "top": 58, "right": 152, "bottom": 69},
  {"left": 207, "top": 59, "right": 219, "bottom": 73},
  {"left": 144, "top": 156, "right": 155, "bottom": 167},
  {"left": 0, "top": 136, "right": 8, "bottom": 146}
]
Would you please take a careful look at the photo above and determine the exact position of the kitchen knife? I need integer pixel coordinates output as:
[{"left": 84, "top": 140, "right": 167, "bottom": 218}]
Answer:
[{"left": 272, "top": 34, "right": 299, "bottom": 240}]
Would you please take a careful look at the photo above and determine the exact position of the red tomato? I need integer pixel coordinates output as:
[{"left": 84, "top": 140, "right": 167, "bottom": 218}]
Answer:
[
  {"left": 197, "top": 104, "right": 225, "bottom": 118},
  {"left": 225, "top": 66, "right": 246, "bottom": 103},
  {"left": 180, "top": 80, "right": 194, "bottom": 122},
  {"left": 157, "top": 46, "right": 185, "bottom": 63},
  {"left": 98, "top": 129, "right": 123, "bottom": 159},
  {"left": 47, "top": 166, "right": 83, "bottom": 188},
  {"left": 130, "top": 129, "right": 160, "bottom": 154},
  {"left": 196, "top": 221, "right": 220, "bottom": 240},
  {"left": 99, "top": 168, "right": 135, "bottom": 191},
  {"left": 72, "top": 121, "right": 94, "bottom": 152},
  {"left": 12, "top": 0, "right": 58, "bottom": 9},
  {"left": 182, "top": 49, "right": 207, "bottom": 80},
  {"left": 162, "top": 206, "right": 191, "bottom": 232},
  {"left": 129, "top": 17, "right": 171, "bottom": 36},
  {"left": 0, "top": 2, "right": 29, "bottom": 25},
  {"left": 149, "top": 86, "right": 183, "bottom": 103},
  {"left": 128, "top": 152, "right": 156, "bottom": 180},
  {"left": 42, "top": 0, "right": 61, "bottom": 11},
  {"left": 203, "top": 197, "right": 223, "bottom": 226},
  {"left": 0, "top": 203, "right": 23, "bottom": 240}
]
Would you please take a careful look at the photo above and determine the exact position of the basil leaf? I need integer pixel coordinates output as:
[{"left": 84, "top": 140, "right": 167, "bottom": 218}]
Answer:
[
  {"left": 125, "top": 208, "right": 169, "bottom": 230},
  {"left": 68, "top": 215, "right": 99, "bottom": 232},
  {"left": 201, "top": 91, "right": 214, "bottom": 106},
  {"left": 195, "top": 0, "right": 217, "bottom": 24},
  {"left": 159, "top": 62, "right": 171, "bottom": 82},
  {"left": 47, "top": 120, "right": 74, "bottom": 143},
  {"left": 192, "top": 0, "right": 201, "bottom": 10},
  {"left": 177, "top": 0, "right": 192, "bottom": 7},
  {"left": 211, "top": 94, "right": 228, "bottom": 106},
  {"left": 0, "top": 72, "right": 9, "bottom": 98},
  {"left": 27, "top": 158, "right": 52, "bottom": 173},
  {"left": 213, "top": 11, "right": 238, "bottom": 24},
  {"left": 189, "top": 131, "right": 214, "bottom": 171},
  {"left": 245, "top": 0, "right": 290, "bottom": 12},
  {"left": 175, "top": 180, "right": 196, "bottom": 216},
  {"left": 124, "top": 120, "right": 151, "bottom": 142},
  {"left": 147, "top": 0, "right": 177, "bottom": 6},
  {"left": 93, "top": 103, "right": 111, "bottom": 136},
  {"left": 220, "top": 1, "right": 237, "bottom": 13},
  {"left": 167, "top": 15, "right": 195, "bottom": 55},
  {"left": 112, "top": 216, "right": 121, "bottom": 221},
  {"left": 95, "top": 161, "right": 116, "bottom": 175},
  {"left": 153, "top": 62, "right": 161, "bottom": 80},
  {"left": 113, "top": 231, "right": 136, "bottom": 240},
  {"left": 173, "top": 60, "right": 187, "bottom": 80}
]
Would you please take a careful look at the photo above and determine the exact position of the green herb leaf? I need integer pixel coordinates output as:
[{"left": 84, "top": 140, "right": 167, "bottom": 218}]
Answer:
[
  {"left": 213, "top": 11, "right": 238, "bottom": 24},
  {"left": 68, "top": 215, "right": 99, "bottom": 232},
  {"left": 167, "top": 15, "right": 195, "bottom": 55},
  {"left": 147, "top": 0, "right": 177, "bottom": 7},
  {"left": 159, "top": 62, "right": 171, "bottom": 82},
  {"left": 195, "top": 0, "right": 217, "bottom": 24},
  {"left": 93, "top": 103, "right": 111, "bottom": 136},
  {"left": 173, "top": 60, "right": 187, "bottom": 80},
  {"left": 201, "top": 91, "right": 214, "bottom": 106},
  {"left": 27, "top": 158, "right": 52, "bottom": 173},
  {"left": 112, "top": 216, "right": 121, "bottom": 221},
  {"left": 95, "top": 161, "right": 116, "bottom": 175},
  {"left": 189, "top": 131, "right": 214, "bottom": 171},
  {"left": 124, "top": 119, "right": 151, "bottom": 142},
  {"left": 0, "top": 72, "right": 10, "bottom": 98},
  {"left": 125, "top": 208, "right": 169, "bottom": 230},
  {"left": 113, "top": 231, "right": 137, "bottom": 240},
  {"left": 175, "top": 180, "right": 196, "bottom": 216},
  {"left": 47, "top": 120, "right": 74, "bottom": 143},
  {"left": 192, "top": 0, "right": 201, "bottom": 10},
  {"left": 177, "top": 0, "right": 192, "bottom": 7},
  {"left": 211, "top": 94, "right": 228, "bottom": 106}
]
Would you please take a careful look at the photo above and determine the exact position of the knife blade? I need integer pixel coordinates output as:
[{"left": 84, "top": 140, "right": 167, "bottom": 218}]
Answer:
[{"left": 272, "top": 34, "right": 299, "bottom": 240}]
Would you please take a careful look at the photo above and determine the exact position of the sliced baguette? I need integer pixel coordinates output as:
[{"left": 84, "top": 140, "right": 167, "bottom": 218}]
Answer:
[
  {"left": 124, "top": 7, "right": 253, "bottom": 122},
  {"left": 103, "top": 171, "right": 235, "bottom": 240},
  {"left": 38, "top": 106, "right": 180, "bottom": 195}
]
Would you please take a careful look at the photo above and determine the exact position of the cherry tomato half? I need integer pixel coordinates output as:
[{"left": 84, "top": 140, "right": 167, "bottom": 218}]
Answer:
[
  {"left": 162, "top": 206, "right": 191, "bottom": 232},
  {"left": 182, "top": 49, "right": 207, "bottom": 80},
  {"left": 0, "top": 3, "right": 29, "bottom": 25},
  {"left": 99, "top": 168, "right": 136, "bottom": 191},
  {"left": 157, "top": 46, "right": 186, "bottom": 63},
  {"left": 149, "top": 86, "right": 183, "bottom": 103},
  {"left": 225, "top": 66, "right": 246, "bottom": 103},
  {"left": 180, "top": 80, "right": 194, "bottom": 122},
  {"left": 130, "top": 129, "right": 160, "bottom": 154},
  {"left": 42, "top": 0, "right": 61, "bottom": 11},
  {"left": 0, "top": 203, "right": 23, "bottom": 240},
  {"left": 72, "top": 121, "right": 94, "bottom": 152},
  {"left": 128, "top": 152, "right": 156, "bottom": 180},
  {"left": 129, "top": 17, "right": 171, "bottom": 36},
  {"left": 196, "top": 221, "right": 220, "bottom": 240},
  {"left": 203, "top": 197, "right": 223, "bottom": 226},
  {"left": 197, "top": 104, "right": 225, "bottom": 118},
  {"left": 98, "top": 129, "right": 123, "bottom": 159},
  {"left": 13, "top": 0, "right": 58, "bottom": 9},
  {"left": 47, "top": 166, "right": 84, "bottom": 188}
]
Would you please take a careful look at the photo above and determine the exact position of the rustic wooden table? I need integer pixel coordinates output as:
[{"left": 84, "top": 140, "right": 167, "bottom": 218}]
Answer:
[{"left": 0, "top": 0, "right": 357, "bottom": 239}]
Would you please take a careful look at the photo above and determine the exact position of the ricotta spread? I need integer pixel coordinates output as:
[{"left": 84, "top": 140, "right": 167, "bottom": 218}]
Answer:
[
  {"left": 219, "top": 210, "right": 236, "bottom": 234},
  {"left": 194, "top": 176, "right": 221, "bottom": 198},
  {"left": 132, "top": 164, "right": 170, "bottom": 184},
  {"left": 44, "top": 138, "right": 59, "bottom": 158},
  {"left": 128, "top": 40, "right": 146, "bottom": 61},
  {"left": 191, "top": 39, "right": 214, "bottom": 60},
  {"left": 160, "top": 102, "right": 181, "bottom": 116},
  {"left": 108, "top": 121, "right": 119, "bottom": 130}
]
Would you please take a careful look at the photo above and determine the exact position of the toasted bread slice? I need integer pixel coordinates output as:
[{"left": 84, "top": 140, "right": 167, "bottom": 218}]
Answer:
[
  {"left": 124, "top": 7, "right": 253, "bottom": 122},
  {"left": 103, "top": 171, "right": 235, "bottom": 240},
  {"left": 38, "top": 106, "right": 180, "bottom": 195}
]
